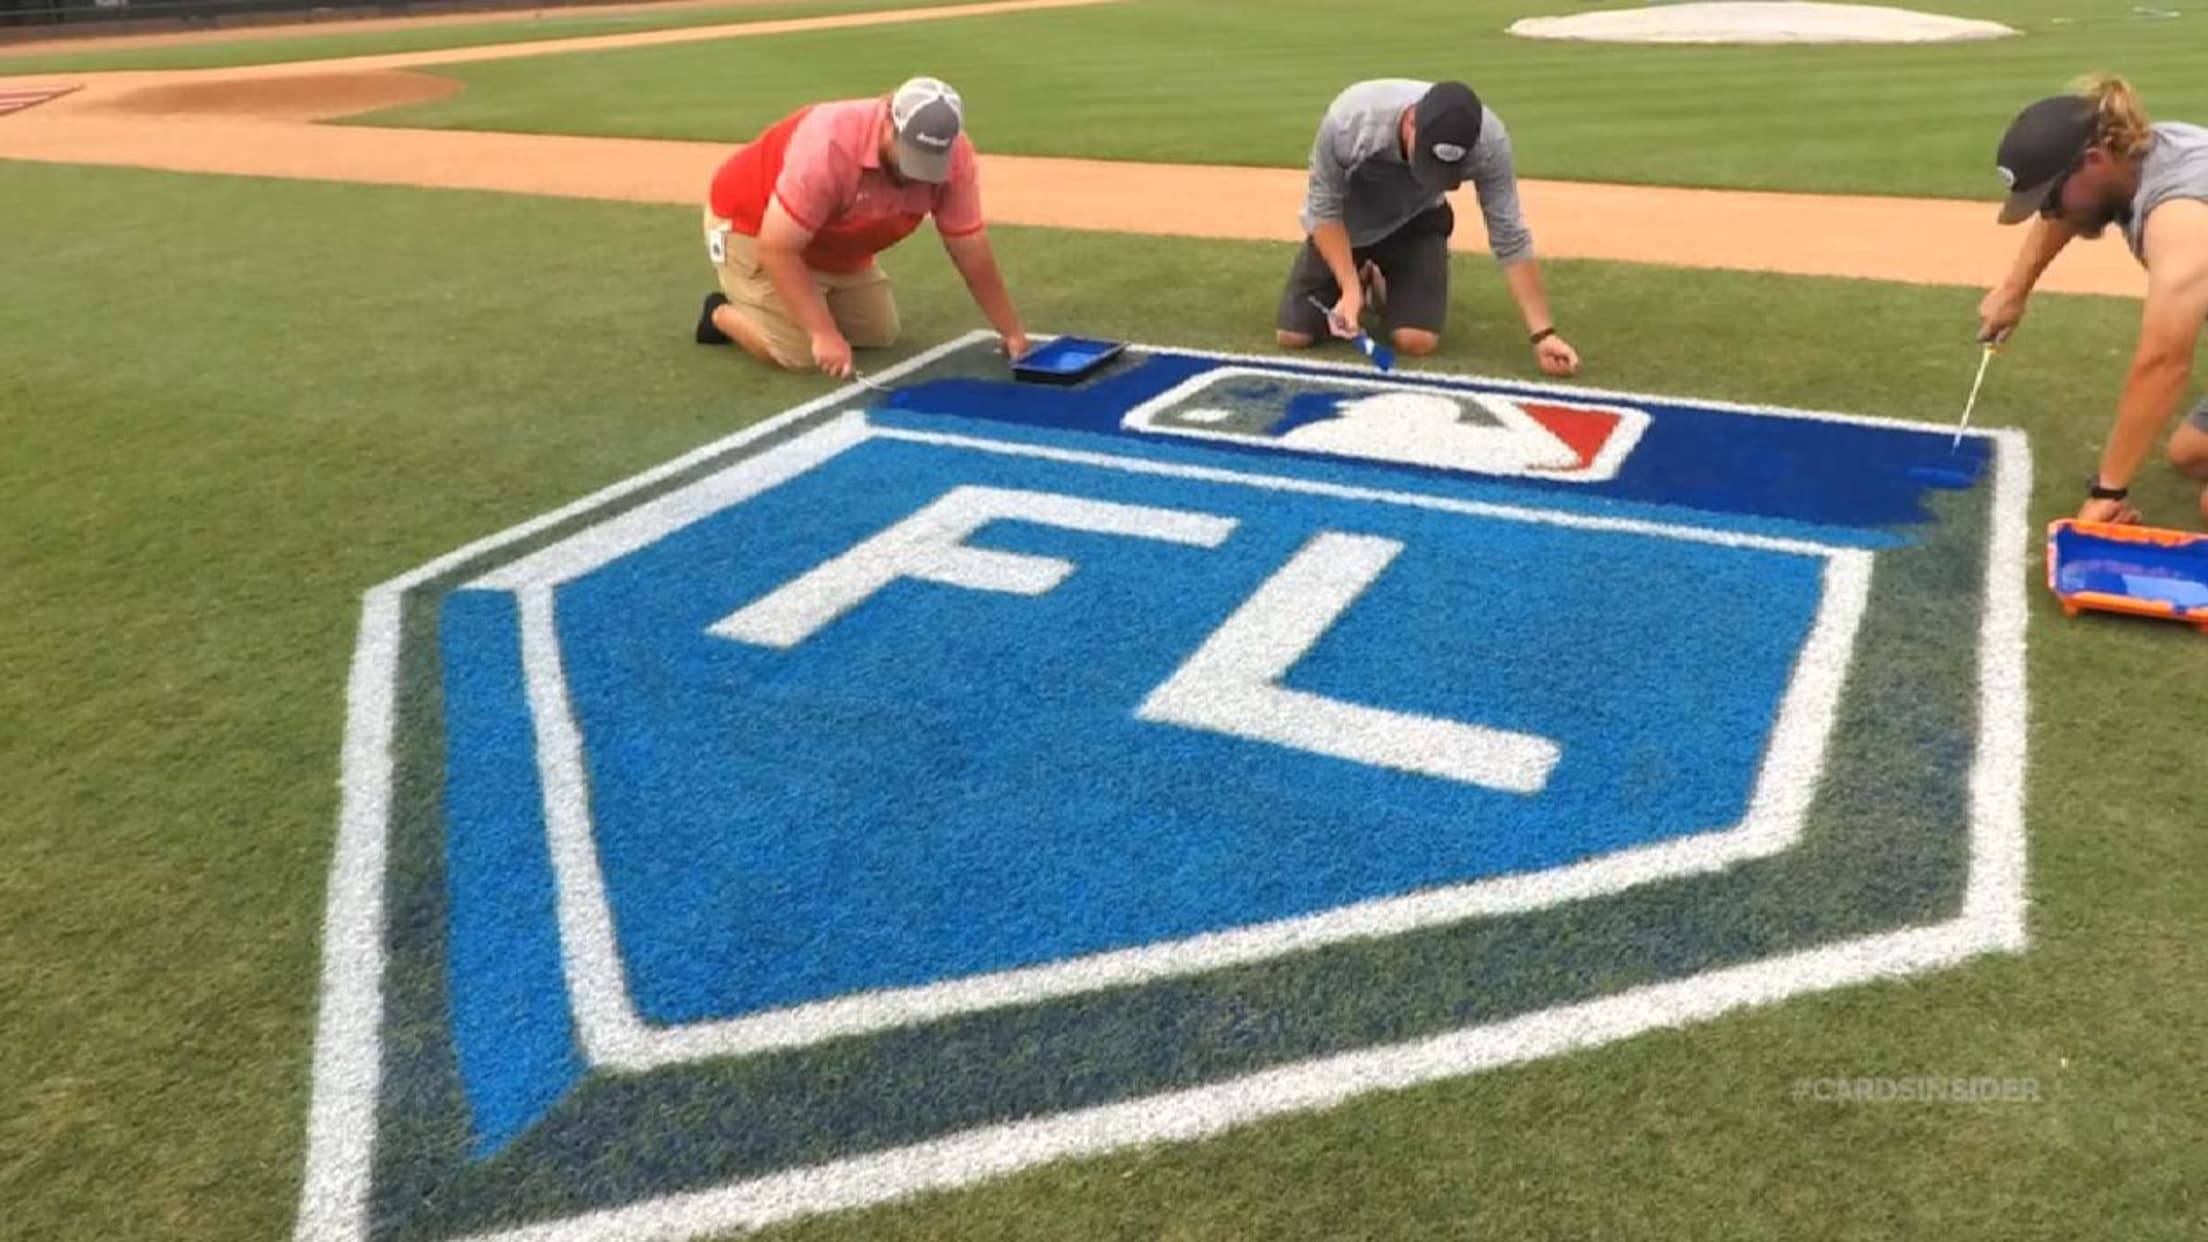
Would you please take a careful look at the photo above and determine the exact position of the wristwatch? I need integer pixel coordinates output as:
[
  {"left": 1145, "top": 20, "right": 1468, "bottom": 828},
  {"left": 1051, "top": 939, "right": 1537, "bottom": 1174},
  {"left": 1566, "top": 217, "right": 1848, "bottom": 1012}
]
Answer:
[
  {"left": 1529, "top": 327, "right": 1558, "bottom": 346},
  {"left": 2087, "top": 478, "right": 2129, "bottom": 501}
]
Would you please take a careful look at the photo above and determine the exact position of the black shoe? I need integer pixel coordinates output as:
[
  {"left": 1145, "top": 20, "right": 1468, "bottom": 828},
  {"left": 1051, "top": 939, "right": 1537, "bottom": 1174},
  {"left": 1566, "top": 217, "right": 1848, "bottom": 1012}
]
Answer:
[{"left": 695, "top": 292, "right": 731, "bottom": 345}]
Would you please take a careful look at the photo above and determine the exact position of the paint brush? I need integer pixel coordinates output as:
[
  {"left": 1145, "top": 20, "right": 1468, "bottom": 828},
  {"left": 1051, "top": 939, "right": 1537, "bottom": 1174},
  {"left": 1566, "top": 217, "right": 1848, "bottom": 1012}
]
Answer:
[
  {"left": 1950, "top": 342, "right": 1999, "bottom": 449},
  {"left": 1307, "top": 296, "right": 1395, "bottom": 372}
]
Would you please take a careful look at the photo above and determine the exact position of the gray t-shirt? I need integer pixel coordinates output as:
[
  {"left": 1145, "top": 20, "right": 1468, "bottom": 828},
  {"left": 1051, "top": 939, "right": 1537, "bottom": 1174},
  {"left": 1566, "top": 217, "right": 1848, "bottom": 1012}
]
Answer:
[
  {"left": 1299, "top": 79, "right": 1534, "bottom": 264},
  {"left": 2123, "top": 122, "right": 2208, "bottom": 264}
]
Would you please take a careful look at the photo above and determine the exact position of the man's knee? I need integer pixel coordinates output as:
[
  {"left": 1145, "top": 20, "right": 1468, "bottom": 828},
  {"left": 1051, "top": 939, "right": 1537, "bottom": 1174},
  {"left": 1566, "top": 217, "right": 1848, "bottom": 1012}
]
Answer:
[
  {"left": 736, "top": 312, "right": 812, "bottom": 371},
  {"left": 1390, "top": 328, "right": 1440, "bottom": 356},
  {"left": 2168, "top": 423, "right": 2208, "bottom": 479},
  {"left": 753, "top": 319, "right": 813, "bottom": 371},
  {"left": 1277, "top": 329, "right": 1318, "bottom": 349},
  {"left": 842, "top": 311, "right": 900, "bottom": 351},
  {"left": 830, "top": 280, "right": 900, "bottom": 351},
  {"left": 715, "top": 300, "right": 812, "bottom": 370}
]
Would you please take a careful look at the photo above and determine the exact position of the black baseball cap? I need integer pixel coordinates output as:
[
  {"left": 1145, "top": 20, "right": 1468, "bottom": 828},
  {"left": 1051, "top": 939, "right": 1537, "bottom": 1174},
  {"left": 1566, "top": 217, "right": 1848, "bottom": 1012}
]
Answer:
[
  {"left": 1994, "top": 94, "right": 2096, "bottom": 224},
  {"left": 1411, "top": 81, "right": 1484, "bottom": 190}
]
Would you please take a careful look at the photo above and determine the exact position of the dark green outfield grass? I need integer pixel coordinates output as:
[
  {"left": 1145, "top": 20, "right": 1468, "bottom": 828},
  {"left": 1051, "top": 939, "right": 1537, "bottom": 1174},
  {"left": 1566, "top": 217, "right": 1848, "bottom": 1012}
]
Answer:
[
  {"left": 0, "top": 0, "right": 983, "bottom": 74},
  {"left": 347, "top": 0, "right": 2208, "bottom": 200}
]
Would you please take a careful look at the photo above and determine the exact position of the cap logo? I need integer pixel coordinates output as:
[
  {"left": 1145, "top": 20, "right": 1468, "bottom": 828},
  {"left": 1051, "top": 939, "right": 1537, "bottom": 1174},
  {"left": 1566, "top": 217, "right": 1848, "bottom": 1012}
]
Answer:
[
  {"left": 1997, "top": 165, "right": 2016, "bottom": 188},
  {"left": 1432, "top": 142, "right": 1467, "bottom": 163},
  {"left": 911, "top": 130, "right": 952, "bottom": 149}
]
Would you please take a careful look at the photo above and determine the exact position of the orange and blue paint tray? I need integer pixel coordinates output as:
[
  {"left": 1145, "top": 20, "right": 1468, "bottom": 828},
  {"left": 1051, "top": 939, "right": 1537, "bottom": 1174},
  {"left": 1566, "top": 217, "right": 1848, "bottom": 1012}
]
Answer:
[{"left": 2046, "top": 519, "right": 2208, "bottom": 632}]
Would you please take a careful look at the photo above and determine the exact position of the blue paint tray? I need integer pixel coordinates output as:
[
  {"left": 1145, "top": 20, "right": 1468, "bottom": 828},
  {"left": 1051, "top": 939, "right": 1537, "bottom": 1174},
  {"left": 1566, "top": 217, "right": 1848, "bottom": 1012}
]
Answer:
[
  {"left": 2046, "top": 519, "right": 2208, "bottom": 633},
  {"left": 1012, "top": 336, "right": 1126, "bottom": 385}
]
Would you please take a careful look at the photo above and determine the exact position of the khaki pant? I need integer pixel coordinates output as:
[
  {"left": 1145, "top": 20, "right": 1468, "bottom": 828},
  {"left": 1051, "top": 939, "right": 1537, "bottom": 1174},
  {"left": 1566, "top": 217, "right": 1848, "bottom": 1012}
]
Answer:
[{"left": 703, "top": 207, "right": 899, "bottom": 369}]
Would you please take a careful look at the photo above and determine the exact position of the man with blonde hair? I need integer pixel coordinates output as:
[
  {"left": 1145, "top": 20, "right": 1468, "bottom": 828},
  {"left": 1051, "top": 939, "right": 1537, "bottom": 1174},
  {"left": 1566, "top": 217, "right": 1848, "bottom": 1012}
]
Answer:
[
  {"left": 694, "top": 77, "right": 1030, "bottom": 379},
  {"left": 1980, "top": 75, "right": 2208, "bottom": 526}
]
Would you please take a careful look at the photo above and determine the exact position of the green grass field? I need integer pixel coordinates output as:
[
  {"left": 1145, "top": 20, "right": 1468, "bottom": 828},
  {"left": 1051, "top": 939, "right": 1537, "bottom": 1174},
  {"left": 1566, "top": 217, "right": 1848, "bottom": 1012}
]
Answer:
[
  {"left": 5, "top": 154, "right": 2208, "bottom": 1242},
  {"left": 333, "top": 0, "right": 2208, "bottom": 199},
  {"left": 0, "top": 0, "right": 979, "bottom": 74}
]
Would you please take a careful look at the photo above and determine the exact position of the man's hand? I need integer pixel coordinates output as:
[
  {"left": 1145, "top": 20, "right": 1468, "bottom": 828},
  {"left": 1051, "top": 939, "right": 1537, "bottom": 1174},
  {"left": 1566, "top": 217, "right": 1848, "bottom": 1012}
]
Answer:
[
  {"left": 1000, "top": 331, "right": 1032, "bottom": 361},
  {"left": 1978, "top": 286, "right": 2028, "bottom": 344},
  {"left": 1535, "top": 333, "right": 1580, "bottom": 377},
  {"left": 811, "top": 329, "right": 854, "bottom": 380},
  {"left": 1305, "top": 221, "right": 1362, "bottom": 339},
  {"left": 1327, "top": 288, "right": 1364, "bottom": 339},
  {"left": 2076, "top": 495, "right": 2141, "bottom": 525}
]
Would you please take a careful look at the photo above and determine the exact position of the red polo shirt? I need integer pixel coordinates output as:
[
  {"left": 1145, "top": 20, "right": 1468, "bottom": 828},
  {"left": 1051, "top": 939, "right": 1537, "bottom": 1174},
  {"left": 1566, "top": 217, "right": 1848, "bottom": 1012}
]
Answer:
[{"left": 708, "top": 98, "right": 985, "bottom": 274}]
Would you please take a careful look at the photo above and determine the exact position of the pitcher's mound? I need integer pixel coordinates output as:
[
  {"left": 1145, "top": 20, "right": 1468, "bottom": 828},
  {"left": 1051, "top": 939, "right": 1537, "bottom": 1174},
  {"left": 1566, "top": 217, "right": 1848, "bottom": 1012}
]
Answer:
[{"left": 1508, "top": 2, "right": 2018, "bottom": 45}]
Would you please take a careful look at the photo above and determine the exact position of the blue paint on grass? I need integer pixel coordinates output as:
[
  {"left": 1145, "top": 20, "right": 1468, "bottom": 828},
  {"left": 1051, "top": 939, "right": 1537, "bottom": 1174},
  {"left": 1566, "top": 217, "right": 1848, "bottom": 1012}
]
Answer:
[
  {"left": 1272, "top": 391, "right": 1361, "bottom": 436},
  {"left": 440, "top": 591, "right": 588, "bottom": 1157},
  {"left": 885, "top": 351, "right": 1991, "bottom": 530},
  {"left": 867, "top": 406, "right": 1901, "bottom": 553},
  {"left": 545, "top": 434, "right": 1827, "bottom": 1028}
]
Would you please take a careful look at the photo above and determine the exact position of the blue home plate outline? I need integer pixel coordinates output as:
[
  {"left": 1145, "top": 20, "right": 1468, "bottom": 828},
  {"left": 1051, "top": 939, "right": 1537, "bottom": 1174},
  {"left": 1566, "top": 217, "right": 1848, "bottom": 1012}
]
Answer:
[{"left": 294, "top": 332, "right": 2031, "bottom": 1242}]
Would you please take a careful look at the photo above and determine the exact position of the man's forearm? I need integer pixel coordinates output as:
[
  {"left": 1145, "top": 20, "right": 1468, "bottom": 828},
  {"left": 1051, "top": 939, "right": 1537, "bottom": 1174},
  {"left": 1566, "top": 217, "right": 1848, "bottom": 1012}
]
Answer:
[
  {"left": 1310, "top": 220, "right": 1360, "bottom": 292},
  {"left": 1999, "top": 217, "right": 2077, "bottom": 296},
  {"left": 945, "top": 235, "right": 1023, "bottom": 339},
  {"left": 2100, "top": 355, "right": 2194, "bottom": 488},
  {"left": 1501, "top": 259, "right": 1554, "bottom": 335},
  {"left": 755, "top": 244, "right": 838, "bottom": 338}
]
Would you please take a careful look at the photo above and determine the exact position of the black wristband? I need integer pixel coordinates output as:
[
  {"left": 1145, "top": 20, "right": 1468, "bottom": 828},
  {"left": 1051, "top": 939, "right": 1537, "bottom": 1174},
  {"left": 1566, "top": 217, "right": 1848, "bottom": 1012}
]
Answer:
[
  {"left": 2087, "top": 478, "right": 2129, "bottom": 501},
  {"left": 1530, "top": 327, "right": 1557, "bottom": 346}
]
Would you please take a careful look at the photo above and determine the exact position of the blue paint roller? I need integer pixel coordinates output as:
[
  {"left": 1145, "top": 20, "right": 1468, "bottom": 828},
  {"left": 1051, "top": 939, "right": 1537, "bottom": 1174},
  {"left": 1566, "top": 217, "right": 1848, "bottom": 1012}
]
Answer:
[{"left": 1307, "top": 296, "right": 1395, "bottom": 372}]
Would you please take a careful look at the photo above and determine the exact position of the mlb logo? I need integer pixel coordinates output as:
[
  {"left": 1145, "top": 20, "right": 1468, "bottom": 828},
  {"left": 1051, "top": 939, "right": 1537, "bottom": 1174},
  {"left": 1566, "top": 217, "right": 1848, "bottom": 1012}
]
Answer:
[
  {"left": 1124, "top": 366, "right": 1649, "bottom": 481},
  {"left": 298, "top": 334, "right": 2027, "bottom": 1242}
]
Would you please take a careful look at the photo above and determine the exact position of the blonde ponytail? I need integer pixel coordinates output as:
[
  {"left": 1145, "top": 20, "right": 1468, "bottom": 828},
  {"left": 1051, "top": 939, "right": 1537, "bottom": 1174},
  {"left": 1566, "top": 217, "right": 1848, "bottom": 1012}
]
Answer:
[{"left": 2070, "top": 74, "right": 2154, "bottom": 160}]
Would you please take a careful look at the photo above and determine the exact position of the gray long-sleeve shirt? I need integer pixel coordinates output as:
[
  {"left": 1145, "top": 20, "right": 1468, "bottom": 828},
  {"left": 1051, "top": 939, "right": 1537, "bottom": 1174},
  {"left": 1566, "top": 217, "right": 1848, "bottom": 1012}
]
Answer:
[{"left": 1298, "top": 78, "right": 1534, "bottom": 264}]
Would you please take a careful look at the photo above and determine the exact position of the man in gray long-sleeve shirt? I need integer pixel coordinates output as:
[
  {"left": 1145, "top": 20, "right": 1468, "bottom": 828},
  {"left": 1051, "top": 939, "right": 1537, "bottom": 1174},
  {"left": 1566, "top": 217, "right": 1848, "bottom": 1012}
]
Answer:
[{"left": 1277, "top": 79, "right": 1582, "bottom": 377}]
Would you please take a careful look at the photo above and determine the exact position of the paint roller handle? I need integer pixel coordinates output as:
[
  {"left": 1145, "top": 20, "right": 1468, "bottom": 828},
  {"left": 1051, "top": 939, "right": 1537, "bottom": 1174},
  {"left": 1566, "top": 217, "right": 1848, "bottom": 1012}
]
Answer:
[
  {"left": 1305, "top": 293, "right": 1373, "bottom": 348},
  {"left": 1306, "top": 294, "right": 1360, "bottom": 341}
]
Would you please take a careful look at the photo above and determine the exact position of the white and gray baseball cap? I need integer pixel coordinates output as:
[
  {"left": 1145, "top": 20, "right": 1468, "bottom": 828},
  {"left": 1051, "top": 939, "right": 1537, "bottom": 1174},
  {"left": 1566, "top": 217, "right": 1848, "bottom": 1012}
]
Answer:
[{"left": 890, "top": 77, "right": 964, "bottom": 183}]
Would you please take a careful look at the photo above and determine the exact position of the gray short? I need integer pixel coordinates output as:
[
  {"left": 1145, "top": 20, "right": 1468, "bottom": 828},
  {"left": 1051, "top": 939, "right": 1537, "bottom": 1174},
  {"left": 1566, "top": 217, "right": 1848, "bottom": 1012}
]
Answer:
[
  {"left": 1277, "top": 202, "right": 1454, "bottom": 339},
  {"left": 2190, "top": 392, "right": 2208, "bottom": 433}
]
